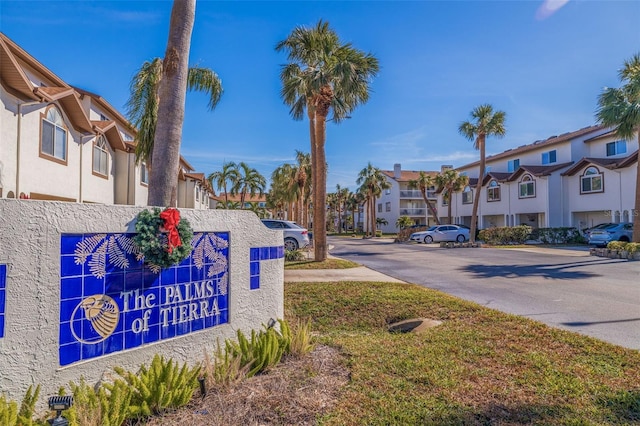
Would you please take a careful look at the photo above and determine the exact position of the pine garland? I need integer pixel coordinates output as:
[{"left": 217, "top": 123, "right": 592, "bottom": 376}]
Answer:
[{"left": 133, "top": 207, "right": 194, "bottom": 271}]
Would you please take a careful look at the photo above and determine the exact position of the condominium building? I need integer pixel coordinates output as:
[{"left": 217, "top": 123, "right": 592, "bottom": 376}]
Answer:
[
  {"left": 446, "top": 125, "right": 638, "bottom": 230},
  {"left": 0, "top": 32, "right": 213, "bottom": 208}
]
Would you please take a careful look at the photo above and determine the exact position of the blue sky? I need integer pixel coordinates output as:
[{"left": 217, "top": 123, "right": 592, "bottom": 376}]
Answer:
[{"left": 1, "top": 1, "right": 639, "bottom": 192}]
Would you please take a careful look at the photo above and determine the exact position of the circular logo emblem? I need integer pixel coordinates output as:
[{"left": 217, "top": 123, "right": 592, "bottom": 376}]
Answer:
[{"left": 70, "top": 295, "right": 120, "bottom": 344}]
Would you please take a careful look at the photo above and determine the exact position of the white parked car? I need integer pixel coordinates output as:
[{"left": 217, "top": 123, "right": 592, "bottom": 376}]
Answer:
[
  {"left": 410, "top": 225, "right": 470, "bottom": 244},
  {"left": 261, "top": 219, "right": 311, "bottom": 251}
]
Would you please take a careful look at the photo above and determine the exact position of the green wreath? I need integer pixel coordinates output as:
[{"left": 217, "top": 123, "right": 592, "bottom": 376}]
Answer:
[{"left": 133, "top": 207, "right": 194, "bottom": 271}]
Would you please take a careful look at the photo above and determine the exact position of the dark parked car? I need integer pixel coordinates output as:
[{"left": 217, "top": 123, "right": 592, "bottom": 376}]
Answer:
[{"left": 261, "top": 219, "right": 310, "bottom": 251}]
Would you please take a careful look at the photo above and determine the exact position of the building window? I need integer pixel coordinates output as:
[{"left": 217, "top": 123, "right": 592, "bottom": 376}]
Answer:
[
  {"left": 378, "top": 203, "right": 382, "bottom": 213},
  {"left": 519, "top": 174, "right": 536, "bottom": 198},
  {"left": 507, "top": 159, "right": 520, "bottom": 173},
  {"left": 141, "top": 163, "right": 149, "bottom": 185},
  {"left": 442, "top": 190, "right": 449, "bottom": 206},
  {"left": 40, "top": 106, "right": 67, "bottom": 163},
  {"left": 462, "top": 186, "right": 473, "bottom": 204},
  {"left": 606, "top": 140, "right": 627, "bottom": 156},
  {"left": 92, "top": 135, "right": 109, "bottom": 176},
  {"left": 541, "top": 150, "right": 557, "bottom": 165},
  {"left": 196, "top": 187, "right": 200, "bottom": 202},
  {"left": 385, "top": 202, "right": 391, "bottom": 212},
  {"left": 487, "top": 180, "right": 500, "bottom": 202},
  {"left": 580, "top": 166, "right": 603, "bottom": 194}
]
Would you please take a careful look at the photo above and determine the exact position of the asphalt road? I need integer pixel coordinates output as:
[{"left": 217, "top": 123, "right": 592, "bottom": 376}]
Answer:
[{"left": 328, "top": 236, "right": 640, "bottom": 350}]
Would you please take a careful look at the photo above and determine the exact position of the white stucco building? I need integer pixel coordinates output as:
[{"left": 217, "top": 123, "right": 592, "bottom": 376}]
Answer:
[
  {"left": 0, "top": 32, "right": 213, "bottom": 208},
  {"left": 444, "top": 125, "right": 638, "bottom": 230}
]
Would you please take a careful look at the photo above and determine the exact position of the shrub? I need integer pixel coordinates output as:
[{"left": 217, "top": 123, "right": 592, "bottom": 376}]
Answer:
[
  {"left": 17, "top": 385, "right": 44, "bottom": 426},
  {"left": 64, "top": 377, "right": 132, "bottom": 426},
  {"left": 607, "top": 241, "right": 628, "bottom": 251},
  {"left": 533, "top": 227, "right": 585, "bottom": 244},
  {"left": 478, "top": 225, "right": 532, "bottom": 245},
  {"left": 625, "top": 242, "right": 640, "bottom": 254},
  {"left": 0, "top": 394, "right": 18, "bottom": 426},
  {"left": 285, "top": 249, "right": 305, "bottom": 261},
  {"left": 277, "top": 318, "right": 315, "bottom": 357},
  {"left": 225, "top": 326, "right": 285, "bottom": 378},
  {"left": 375, "top": 230, "right": 382, "bottom": 237},
  {"left": 114, "top": 355, "right": 200, "bottom": 419},
  {"left": 202, "top": 340, "right": 248, "bottom": 389}
]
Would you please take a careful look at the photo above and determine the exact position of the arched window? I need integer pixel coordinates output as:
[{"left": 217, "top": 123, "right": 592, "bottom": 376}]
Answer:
[
  {"left": 40, "top": 105, "right": 67, "bottom": 163},
  {"left": 92, "top": 135, "right": 109, "bottom": 176},
  {"left": 519, "top": 174, "right": 536, "bottom": 198},
  {"left": 462, "top": 185, "right": 473, "bottom": 204},
  {"left": 487, "top": 180, "right": 500, "bottom": 202},
  {"left": 580, "top": 166, "right": 603, "bottom": 193}
]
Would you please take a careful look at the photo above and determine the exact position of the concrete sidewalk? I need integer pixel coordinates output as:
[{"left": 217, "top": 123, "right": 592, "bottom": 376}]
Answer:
[{"left": 284, "top": 265, "right": 406, "bottom": 283}]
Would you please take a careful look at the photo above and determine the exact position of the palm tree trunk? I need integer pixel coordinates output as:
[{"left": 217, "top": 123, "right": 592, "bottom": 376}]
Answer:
[
  {"left": 313, "top": 113, "right": 328, "bottom": 261},
  {"left": 422, "top": 193, "right": 441, "bottom": 225},
  {"left": 470, "top": 136, "right": 485, "bottom": 243},
  {"left": 447, "top": 191, "right": 453, "bottom": 225},
  {"left": 148, "top": 0, "right": 195, "bottom": 207}
]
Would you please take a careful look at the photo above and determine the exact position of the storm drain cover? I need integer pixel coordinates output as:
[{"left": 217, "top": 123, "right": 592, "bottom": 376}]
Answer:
[{"left": 388, "top": 318, "right": 442, "bottom": 334}]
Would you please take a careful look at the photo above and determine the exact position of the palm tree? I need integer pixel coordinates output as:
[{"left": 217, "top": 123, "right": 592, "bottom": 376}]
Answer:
[
  {"left": 276, "top": 20, "right": 380, "bottom": 261},
  {"left": 396, "top": 216, "right": 414, "bottom": 230},
  {"left": 408, "top": 171, "right": 441, "bottom": 225},
  {"left": 376, "top": 217, "right": 388, "bottom": 230},
  {"left": 232, "top": 162, "right": 266, "bottom": 208},
  {"left": 207, "top": 161, "right": 239, "bottom": 206},
  {"left": 246, "top": 202, "right": 268, "bottom": 218},
  {"left": 126, "top": 0, "right": 223, "bottom": 206},
  {"left": 596, "top": 53, "right": 640, "bottom": 242},
  {"left": 459, "top": 105, "right": 506, "bottom": 242},
  {"left": 435, "top": 169, "right": 469, "bottom": 225},
  {"left": 357, "top": 163, "right": 391, "bottom": 238},
  {"left": 293, "top": 150, "right": 312, "bottom": 227},
  {"left": 334, "top": 184, "right": 350, "bottom": 233}
]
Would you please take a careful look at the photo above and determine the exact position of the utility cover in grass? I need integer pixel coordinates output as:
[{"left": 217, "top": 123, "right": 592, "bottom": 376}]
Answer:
[{"left": 388, "top": 318, "right": 442, "bottom": 334}]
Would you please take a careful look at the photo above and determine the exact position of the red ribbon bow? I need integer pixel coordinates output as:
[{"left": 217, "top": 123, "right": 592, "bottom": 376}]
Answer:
[{"left": 160, "top": 208, "right": 182, "bottom": 254}]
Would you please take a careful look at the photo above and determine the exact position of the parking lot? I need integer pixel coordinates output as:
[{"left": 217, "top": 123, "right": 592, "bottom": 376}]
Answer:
[{"left": 329, "top": 237, "right": 640, "bottom": 350}]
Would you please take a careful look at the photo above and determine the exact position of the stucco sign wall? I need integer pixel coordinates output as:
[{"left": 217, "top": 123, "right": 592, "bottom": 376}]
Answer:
[
  {"left": 59, "top": 232, "right": 230, "bottom": 366},
  {"left": 0, "top": 200, "right": 284, "bottom": 404}
]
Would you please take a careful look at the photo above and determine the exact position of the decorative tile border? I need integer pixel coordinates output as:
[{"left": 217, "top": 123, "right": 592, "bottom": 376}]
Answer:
[
  {"left": 58, "top": 232, "right": 230, "bottom": 366},
  {"left": 249, "top": 246, "right": 284, "bottom": 290},
  {"left": 0, "top": 264, "right": 5, "bottom": 338}
]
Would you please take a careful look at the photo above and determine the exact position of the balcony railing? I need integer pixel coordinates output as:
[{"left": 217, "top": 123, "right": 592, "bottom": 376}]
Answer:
[
  {"left": 399, "top": 190, "right": 437, "bottom": 199},
  {"left": 400, "top": 208, "right": 426, "bottom": 216}
]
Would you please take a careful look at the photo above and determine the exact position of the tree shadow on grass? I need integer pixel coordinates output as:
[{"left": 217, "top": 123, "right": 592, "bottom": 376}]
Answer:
[{"left": 459, "top": 258, "right": 624, "bottom": 280}]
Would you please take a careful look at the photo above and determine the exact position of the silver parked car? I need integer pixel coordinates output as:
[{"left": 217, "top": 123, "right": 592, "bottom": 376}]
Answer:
[
  {"left": 588, "top": 222, "right": 633, "bottom": 247},
  {"left": 261, "top": 219, "right": 310, "bottom": 251},
  {"left": 410, "top": 225, "right": 470, "bottom": 244}
]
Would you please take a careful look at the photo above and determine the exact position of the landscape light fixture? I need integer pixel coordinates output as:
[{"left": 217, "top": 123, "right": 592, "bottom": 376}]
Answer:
[
  {"left": 267, "top": 318, "right": 276, "bottom": 329},
  {"left": 48, "top": 395, "right": 73, "bottom": 426}
]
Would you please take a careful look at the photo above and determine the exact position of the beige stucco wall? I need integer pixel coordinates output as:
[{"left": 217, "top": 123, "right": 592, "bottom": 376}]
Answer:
[{"left": 0, "top": 200, "right": 284, "bottom": 407}]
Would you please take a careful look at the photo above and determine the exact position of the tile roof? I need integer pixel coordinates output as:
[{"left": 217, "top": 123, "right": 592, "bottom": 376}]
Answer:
[
  {"left": 381, "top": 170, "right": 438, "bottom": 182},
  {"left": 507, "top": 162, "right": 574, "bottom": 181},
  {"left": 562, "top": 150, "right": 638, "bottom": 176},
  {"left": 458, "top": 125, "right": 607, "bottom": 170}
]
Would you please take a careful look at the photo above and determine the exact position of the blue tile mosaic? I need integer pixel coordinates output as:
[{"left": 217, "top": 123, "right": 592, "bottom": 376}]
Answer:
[
  {"left": 58, "top": 232, "right": 230, "bottom": 366},
  {"left": 248, "top": 245, "right": 284, "bottom": 290}
]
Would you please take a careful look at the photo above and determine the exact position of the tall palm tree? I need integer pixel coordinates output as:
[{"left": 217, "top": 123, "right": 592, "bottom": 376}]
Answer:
[
  {"left": 596, "top": 53, "right": 640, "bottom": 242},
  {"left": 357, "top": 163, "right": 391, "bottom": 238},
  {"left": 126, "top": 1, "right": 223, "bottom": 206},
  {"left": 334, "top": 184, "right": 350, "bottom": 233},
  {"left": 293, "top": 150, "right": 312, "bottom": 226},
  {"left": 408, "top": 171, "right": 441, "bottom": 225},
  {"left": 207, "top": 161, "right": 239, "bottom": 206},
  {"left": 276, "top": 20, "right": 380, "bottom": 261},
  {"left": 232, "top": 162, "right": 266, "bottom": 208},
  {"left": 435, "top": 169, "right": 469, "bottom": 225},
  {"left": 270, "top": 163, "right": 297, "bottom": 220},
  {"left": 459, "top": 105, "right": 506, "bottom": 242}
]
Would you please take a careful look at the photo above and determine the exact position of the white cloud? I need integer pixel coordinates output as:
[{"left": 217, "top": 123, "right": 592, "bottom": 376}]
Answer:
[{"left": 536, "top": 0, "right": 571, "bottom": 20}]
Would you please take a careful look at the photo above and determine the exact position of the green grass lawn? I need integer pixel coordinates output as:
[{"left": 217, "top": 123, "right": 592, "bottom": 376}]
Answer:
[
  {"left": 285, "top": 258, "right": 360, "bottom": 270},
  {"left": 285, "top": 281, "right": 640, "bottom": 425}
]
